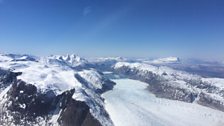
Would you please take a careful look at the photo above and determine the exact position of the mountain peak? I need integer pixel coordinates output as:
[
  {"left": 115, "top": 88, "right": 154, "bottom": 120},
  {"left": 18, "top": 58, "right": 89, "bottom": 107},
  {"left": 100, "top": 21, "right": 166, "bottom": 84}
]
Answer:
[{"left": 45, "top": 54, "right": 88, "bottom": 67}]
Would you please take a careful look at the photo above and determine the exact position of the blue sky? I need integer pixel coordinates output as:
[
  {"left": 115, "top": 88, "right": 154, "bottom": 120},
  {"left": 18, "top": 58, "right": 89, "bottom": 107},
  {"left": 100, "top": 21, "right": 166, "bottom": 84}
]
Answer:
[{"left": 0, "top": 0, "right": 224, "bottom": 59}]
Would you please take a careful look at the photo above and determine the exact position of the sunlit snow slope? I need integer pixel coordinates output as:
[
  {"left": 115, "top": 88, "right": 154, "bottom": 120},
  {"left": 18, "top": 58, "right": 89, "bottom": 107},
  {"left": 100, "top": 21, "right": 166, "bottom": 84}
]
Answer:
[{"left": 102, "top": 79, "right": 224, "bottom": 126}]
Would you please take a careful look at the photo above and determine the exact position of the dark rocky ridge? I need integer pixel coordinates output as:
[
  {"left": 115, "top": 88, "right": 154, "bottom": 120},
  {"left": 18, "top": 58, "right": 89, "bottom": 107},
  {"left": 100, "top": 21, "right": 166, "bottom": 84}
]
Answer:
[
  {"left": 197, "top": 93, "right": 224, "bottom": 112},
  {"left": 58, "top": 99, "right": 101, "bottom": 126},
  {"left": 0, "top": 69, "right": 21, "bottom": 90},
  {"left": 0, "top": 69, "right": 109, "bottom": 126}
]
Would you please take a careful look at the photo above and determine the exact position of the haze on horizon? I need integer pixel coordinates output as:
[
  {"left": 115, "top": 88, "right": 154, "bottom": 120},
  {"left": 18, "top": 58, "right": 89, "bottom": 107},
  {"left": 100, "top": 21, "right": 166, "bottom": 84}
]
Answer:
[{"left": 0, "top": 0, "right": 224, "bottom": 60}]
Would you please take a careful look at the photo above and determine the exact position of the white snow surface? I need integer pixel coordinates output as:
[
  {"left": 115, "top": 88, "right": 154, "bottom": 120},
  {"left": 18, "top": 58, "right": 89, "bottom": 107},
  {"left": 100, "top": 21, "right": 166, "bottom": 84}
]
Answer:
[
  {"left": 114, "top": 62, "right": 224, "bottom": 104},
  {"left": 114, "top": 62, "right": 223, "bottom": 88},
  {"left": 0, "top": 53, "right": 112, "bottom": 126},
  {"left": 114, "top": 62, "right": 199, "bottom": 80},
  {"left": 102, "top": 79, "right": 224, "bottom": 126},
  {"left": 1, "top": 54, "right": 224, "bottom": 126},
  {"left": 0, "top": 58, "right": 79, "bottom": 94},
  {"left": 202, "top": 78, "right": 224, "bottom": 90},
  {"left": 72, "top": 69, "right": 114, "bottom": 126},
  {"left": 0, "top": 54, "right": 91, "bottom": 94},
  {"left": 78, "top": 69, "right": 103, "bottom": 90},
  {"left": 0, "top": 54, "right": 13, "bottom": 62}
]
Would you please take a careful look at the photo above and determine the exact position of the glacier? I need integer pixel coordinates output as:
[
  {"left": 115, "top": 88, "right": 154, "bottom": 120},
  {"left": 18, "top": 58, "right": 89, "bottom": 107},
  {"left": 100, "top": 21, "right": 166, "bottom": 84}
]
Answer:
[{"left": 102, "top": 78, "right": 224, "bottom": 126}]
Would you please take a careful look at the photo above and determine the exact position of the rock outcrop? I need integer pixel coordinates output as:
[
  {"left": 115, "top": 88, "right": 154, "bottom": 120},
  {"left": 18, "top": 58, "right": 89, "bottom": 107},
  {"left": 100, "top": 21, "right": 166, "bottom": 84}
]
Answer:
[{"left": 0, "top": 69, "right": 113, "bottom": 126}]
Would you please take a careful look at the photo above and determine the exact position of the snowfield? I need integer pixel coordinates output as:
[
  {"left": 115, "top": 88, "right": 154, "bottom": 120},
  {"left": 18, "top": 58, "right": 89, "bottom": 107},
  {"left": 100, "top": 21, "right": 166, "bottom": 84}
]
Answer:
[
  {"left": 0, "top": 54, "right": 92, "bottom": 95},
  {"left": 102, "top": 79, "right": 224, "bottom": 126},
  {"left": 0, "top": 54, "right": 113, "bottom": 126}
]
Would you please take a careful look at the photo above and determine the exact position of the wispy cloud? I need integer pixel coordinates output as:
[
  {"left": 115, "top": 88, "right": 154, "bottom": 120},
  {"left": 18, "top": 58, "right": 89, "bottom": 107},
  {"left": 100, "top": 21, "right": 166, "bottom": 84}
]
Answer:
[
  {"left": 83, "top": 6, "right": 92, "bottom": 16},
  {"left": 85, "top": 7, "right": 130, "bottom": 37}
]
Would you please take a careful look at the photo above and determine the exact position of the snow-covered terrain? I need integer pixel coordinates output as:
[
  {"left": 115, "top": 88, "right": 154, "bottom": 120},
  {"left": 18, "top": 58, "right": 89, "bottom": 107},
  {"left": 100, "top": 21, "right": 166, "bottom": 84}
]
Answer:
[
  {"left": 0, "top": 54, "right": 96, "bottom": 95},
  {"left": 0, "top": 53, "right": 113, "bottom": 126},
  {"left": 1, "top": 53, "right": 224, "bottom": 126},
  {"left": 114, "top": 61, "right": 224, "bottom": 93},
  {"left": 114, "top": 62, "right": 224, "bottom": 111},
  {"left": 114, "top": 62, "right": 200, "bottom": 81},
  {"left": 102, "top": 79, "right": 224, "bottom": 126},
  {"left": 0, "top": 54, "right": 82, "bottom": 94}
]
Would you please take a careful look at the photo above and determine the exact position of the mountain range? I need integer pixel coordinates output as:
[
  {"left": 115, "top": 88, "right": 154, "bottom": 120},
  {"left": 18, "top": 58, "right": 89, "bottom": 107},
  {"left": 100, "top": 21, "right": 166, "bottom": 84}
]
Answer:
[{"left": 0, "top": 53, "right": 224, "bottom": 126}]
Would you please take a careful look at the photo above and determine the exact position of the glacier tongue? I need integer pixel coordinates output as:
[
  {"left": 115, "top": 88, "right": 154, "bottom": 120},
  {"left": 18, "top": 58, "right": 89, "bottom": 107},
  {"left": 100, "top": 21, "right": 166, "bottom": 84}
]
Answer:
[{"left": 102, "top": 79, "right": 224, "bottom": 126}]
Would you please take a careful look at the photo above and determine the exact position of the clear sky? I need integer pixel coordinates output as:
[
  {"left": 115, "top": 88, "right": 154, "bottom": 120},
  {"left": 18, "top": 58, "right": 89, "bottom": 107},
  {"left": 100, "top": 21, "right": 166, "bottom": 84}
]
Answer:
[{"left": 0, "top": 0, "right": 224, "bottom": 59}]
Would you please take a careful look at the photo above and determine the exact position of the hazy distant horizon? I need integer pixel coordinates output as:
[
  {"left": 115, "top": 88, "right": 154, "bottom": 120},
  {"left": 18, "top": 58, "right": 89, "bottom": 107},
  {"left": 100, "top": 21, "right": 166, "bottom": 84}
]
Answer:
[{"left": 0, "top": 51, "right": 223, "bottom": 63}]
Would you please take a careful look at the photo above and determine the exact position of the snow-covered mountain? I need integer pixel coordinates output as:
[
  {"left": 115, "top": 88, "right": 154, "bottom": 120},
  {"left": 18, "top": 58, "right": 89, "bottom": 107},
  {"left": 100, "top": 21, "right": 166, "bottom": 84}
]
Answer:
[
  {"left": 114, "top": 62, "right": 224, "bottom": 112},
  {"left": 0, "top": 54, "right": 114, "bottom": 126},
  {"left": 1, "top": 54, "right": 224, "bottom": 126},
  {"left": 89, "top": 57, "right": 127, "bottom": 71},
  {"left": 44, "top": 54, "right": 89, "bottom": 68}
]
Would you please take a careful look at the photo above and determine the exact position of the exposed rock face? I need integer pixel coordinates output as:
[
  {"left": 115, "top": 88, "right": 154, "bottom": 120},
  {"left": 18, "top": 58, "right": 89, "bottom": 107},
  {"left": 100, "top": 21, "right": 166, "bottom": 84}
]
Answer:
[
  {"left": 114, "top": 63, "right": 224, "bottom": 112},
  {"left": 0, "top": 69, "right": 21, "bottom": 90},
  {"left": 58, "top": 99, "right": 101, "bottom": 126},
  {"left": 147, "top": 83, "right": 198, "bottom": 103},
  {"left": 0, "top": 69, "right": 112, "bottom": 126},
  {"left": 1, "top": 81, "right": 51, "bottom": 125},
  {"left": 7, "top": 80, "right": 56, "bottom": 118},
  {"left": 198, "top": 93, "right": 224, "bottom": 112}
]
